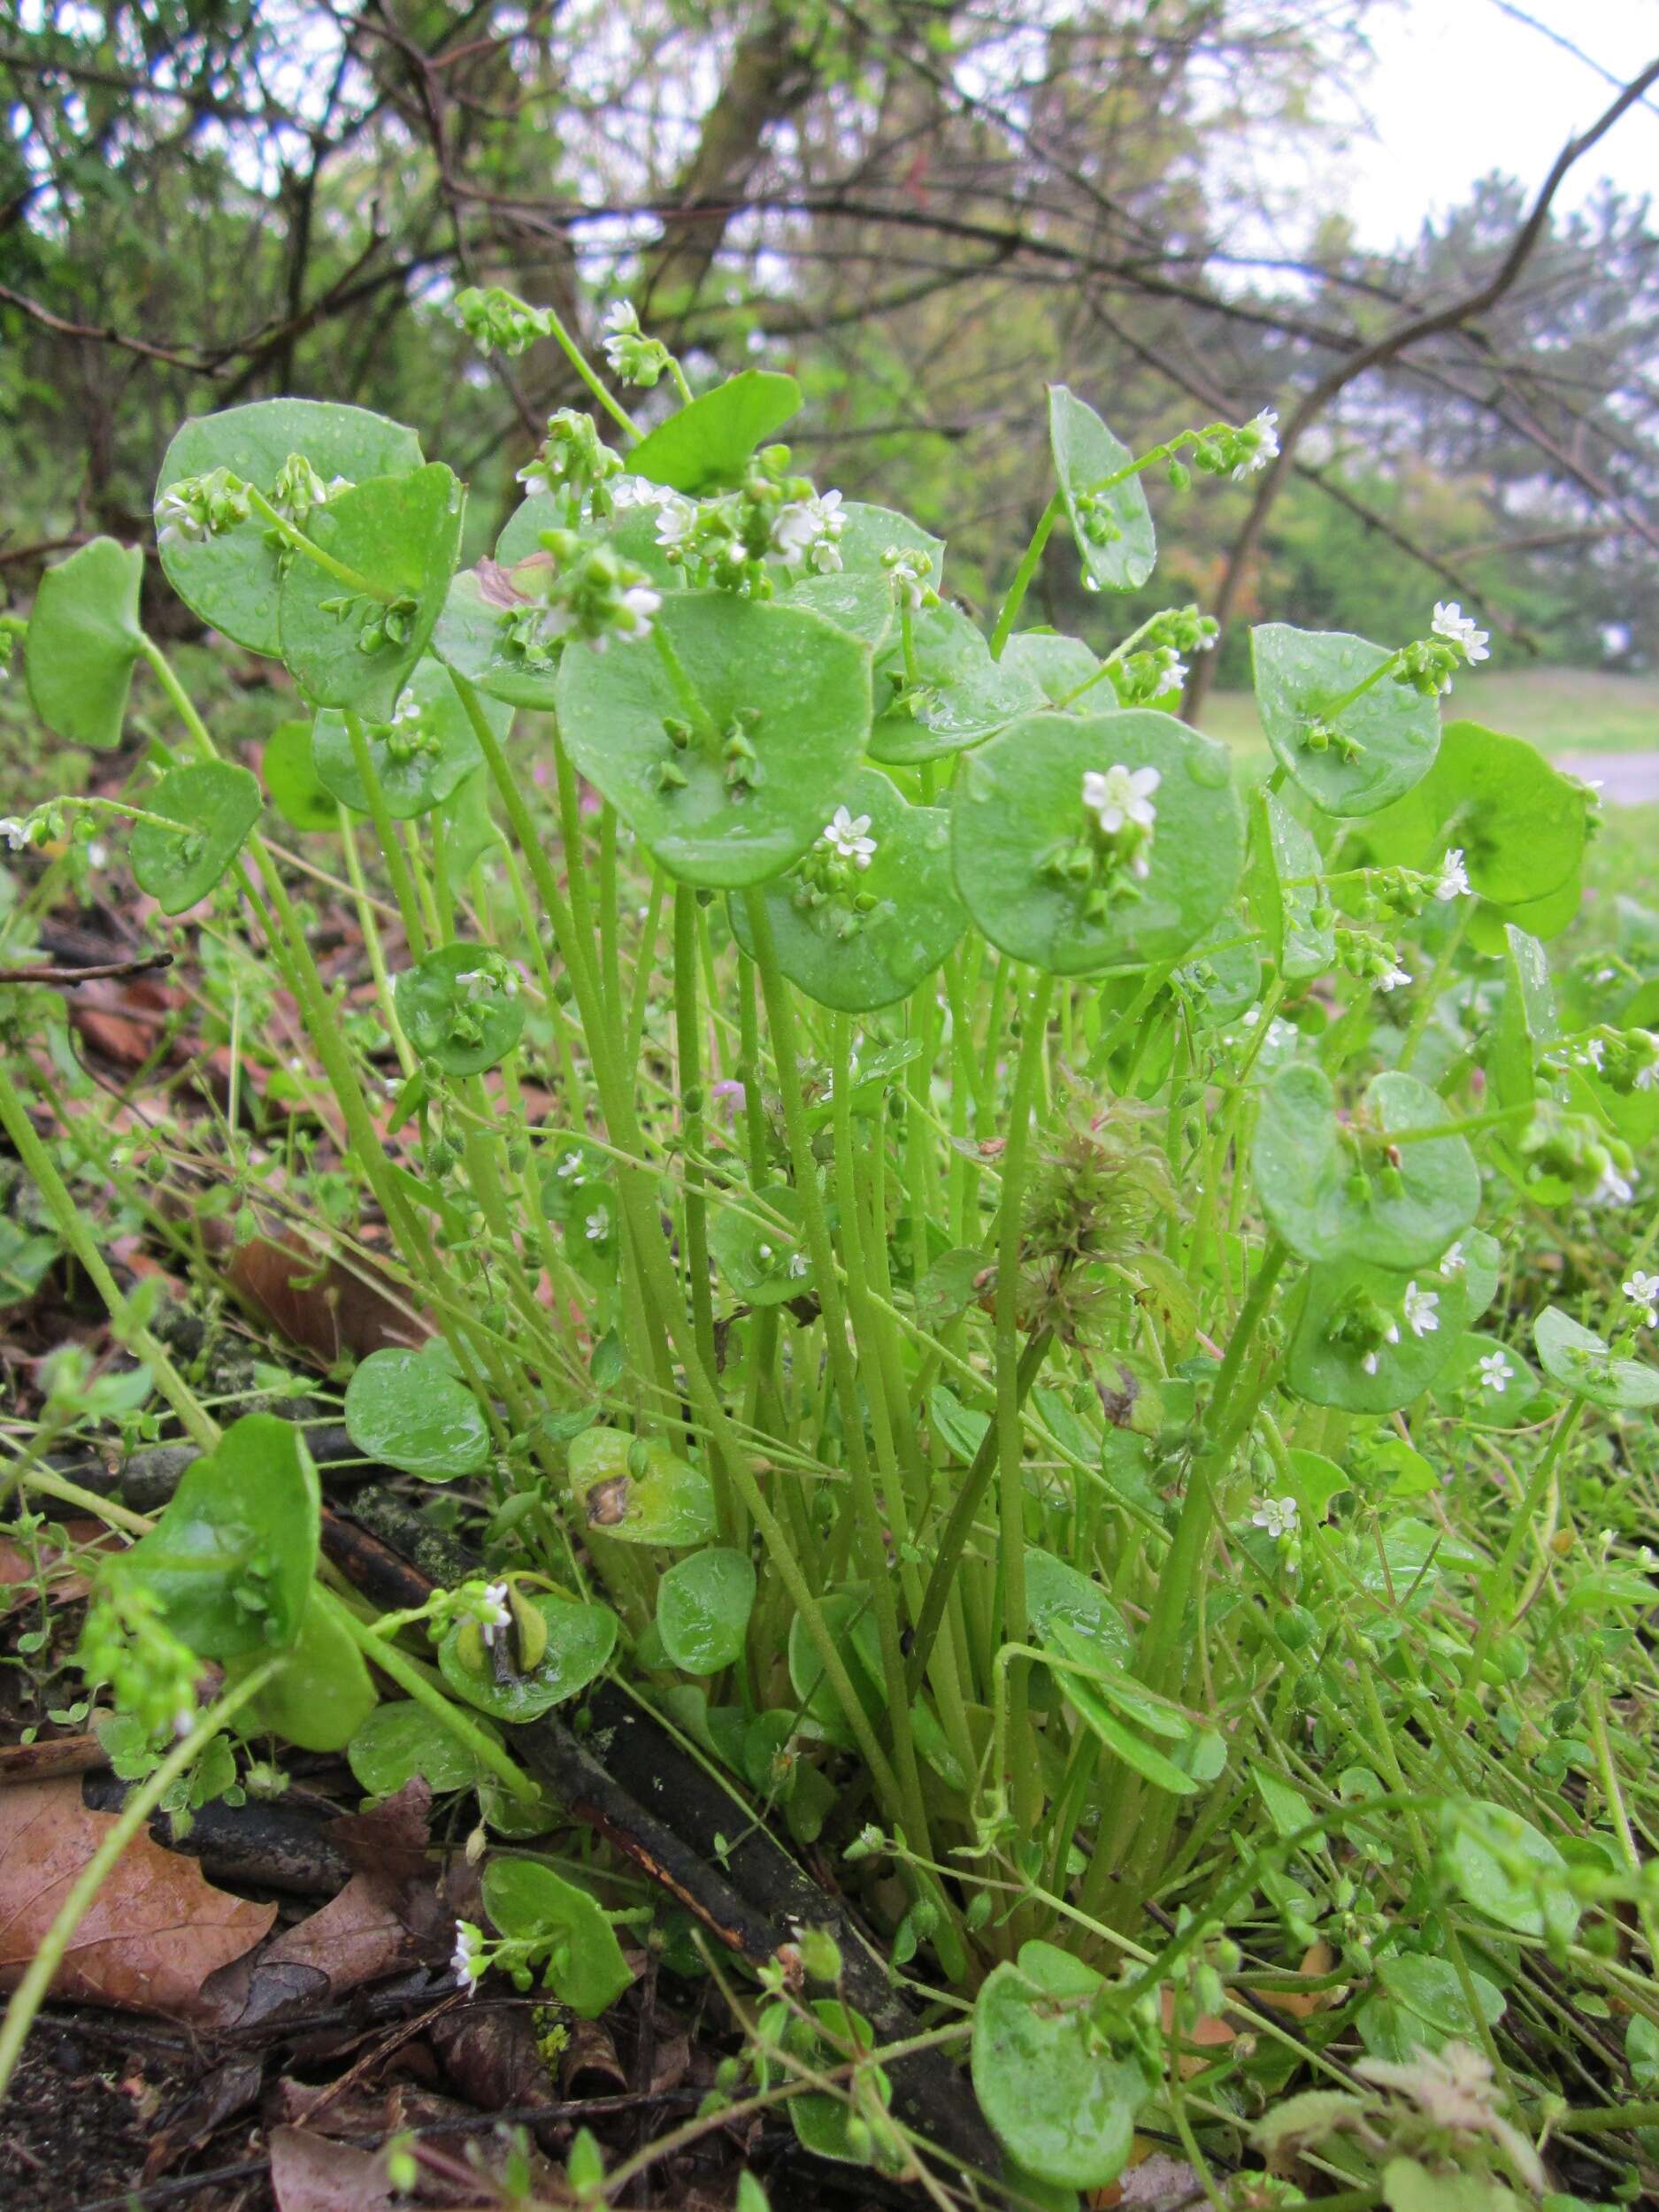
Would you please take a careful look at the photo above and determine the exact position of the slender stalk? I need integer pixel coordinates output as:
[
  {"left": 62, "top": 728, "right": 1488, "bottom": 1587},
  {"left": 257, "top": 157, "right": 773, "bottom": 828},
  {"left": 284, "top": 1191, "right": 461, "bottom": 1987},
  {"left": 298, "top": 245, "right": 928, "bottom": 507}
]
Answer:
[{"left": 988, "top": 492, "right": 1063, "bottom": 657}]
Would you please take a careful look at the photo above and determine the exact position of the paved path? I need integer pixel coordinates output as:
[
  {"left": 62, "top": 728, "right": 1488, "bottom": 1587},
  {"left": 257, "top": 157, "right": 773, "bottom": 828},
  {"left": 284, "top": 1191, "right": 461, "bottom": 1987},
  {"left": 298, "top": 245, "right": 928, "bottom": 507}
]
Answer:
[{"left": 1558, "top": 751, "right": 1659, "bottom": 806}]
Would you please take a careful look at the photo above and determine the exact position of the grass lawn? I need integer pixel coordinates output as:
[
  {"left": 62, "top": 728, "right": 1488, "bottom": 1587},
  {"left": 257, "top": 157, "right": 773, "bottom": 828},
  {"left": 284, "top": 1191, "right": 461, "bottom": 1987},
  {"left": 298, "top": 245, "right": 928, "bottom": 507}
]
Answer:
[{"left": 1201, "top": 664, "right": 1659, "bottom": 759}]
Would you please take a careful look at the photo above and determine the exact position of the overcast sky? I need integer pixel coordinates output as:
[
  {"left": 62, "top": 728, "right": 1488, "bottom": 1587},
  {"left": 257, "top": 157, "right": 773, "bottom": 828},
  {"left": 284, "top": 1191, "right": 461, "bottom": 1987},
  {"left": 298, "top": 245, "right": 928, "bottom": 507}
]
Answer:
[{"left": 1336, "top": 0, "right": 1659, "bottom": 246}]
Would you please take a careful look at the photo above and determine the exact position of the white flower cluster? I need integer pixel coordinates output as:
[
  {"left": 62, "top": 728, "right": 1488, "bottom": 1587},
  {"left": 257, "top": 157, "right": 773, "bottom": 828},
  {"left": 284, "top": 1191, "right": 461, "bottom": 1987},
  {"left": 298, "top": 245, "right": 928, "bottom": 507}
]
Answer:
[
  {"left": 1624, "top": 1271, "right": 1659, "bottom": 1327},
  {"left": 1430, "top": 603, "right": 1490, "bottom": 664},
  {"left": 821, "top": 805, "right": 877, "bottom": 868},
  {"left": 1082, "top": 764, "right": 1160, "bottom": 878}
]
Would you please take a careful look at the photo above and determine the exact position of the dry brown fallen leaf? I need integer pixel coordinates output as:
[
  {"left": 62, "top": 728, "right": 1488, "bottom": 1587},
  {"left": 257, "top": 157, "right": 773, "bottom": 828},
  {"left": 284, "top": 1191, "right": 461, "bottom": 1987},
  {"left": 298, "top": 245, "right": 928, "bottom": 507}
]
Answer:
[{"left": 0, "top": 1778, "right": 275, "bottom": 2018}]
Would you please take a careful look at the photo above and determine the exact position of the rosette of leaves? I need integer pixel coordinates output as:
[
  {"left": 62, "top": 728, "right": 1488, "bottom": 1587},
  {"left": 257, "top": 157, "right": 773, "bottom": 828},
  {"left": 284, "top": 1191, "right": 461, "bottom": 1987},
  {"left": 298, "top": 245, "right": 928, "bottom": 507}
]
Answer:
[
  {"left": 556, "top": 590, "right": 873, "bottom": 887},
  {"left": 951, "top": 709, "right": 1244, "bottom": 975},
  {"left": 1251, "top": 623, "right": 1440, "bottom": 817},
  {"left": 1254, "top": 1064, "right": 1480, "bottom": 1270},
  {"left": 727, "top": 767, "right": 966, "bottom": 1010}
]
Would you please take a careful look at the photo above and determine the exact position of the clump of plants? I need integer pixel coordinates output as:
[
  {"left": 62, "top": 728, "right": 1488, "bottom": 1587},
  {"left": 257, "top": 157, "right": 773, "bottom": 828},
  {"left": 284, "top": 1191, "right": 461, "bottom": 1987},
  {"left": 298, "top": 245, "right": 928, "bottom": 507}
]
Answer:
[{"left": 4, "top": 285, "right": 1659, "bottom": 2208}]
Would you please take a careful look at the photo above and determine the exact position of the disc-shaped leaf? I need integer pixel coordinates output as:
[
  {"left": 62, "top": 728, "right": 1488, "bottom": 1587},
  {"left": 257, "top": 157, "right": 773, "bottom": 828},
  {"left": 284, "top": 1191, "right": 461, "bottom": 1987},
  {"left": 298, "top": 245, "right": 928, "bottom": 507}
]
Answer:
[
  {"left": 131, "top": 761, "right": 262, "bottom": 913},
  {"left": 278, "top": 464, "right": 463, "bottom": 717},
  {"left": 25, "top": 538, "right": 146, "bottom": 749},
  {"left": 1440, "top": 1799, "right": 1580, "bottom": 1941},
  {"left": 951, "top": 709, "right": 1244, "bottom": 976},
  {"left": 230, "top": 1591, "right": 377, "bottom": 1753},
  {"left": 1246, "top": 787, "right": 1333, "bottom": 981},
  {"left": 311, "top": 659, "right": 508, "bottom": 819},
  {"left": 349, "top": 1698, "right": 501, "bottom": 1797},
  {"left": 1253, "top": 1064, "right": 1480, "bottom": 1270},
  {"left": 483, "top": 1856, "right": 632, "bottom": 2017},
  {"left": 972, "top": 1942, "right": 1151, "bottom": 2189},
  {"left": 1534, "top": 1306, "right": 1659, "bottom": 1411},
  {"left": 787, "top": 571, "right": 895, "bottom": 653},
  {"left": 431, "top": 567, "right": 561, "bottom": 710},
  {"left": 554, "top": 591, "right": 872, "bottom": 887},
  {"left": 628, "top": 371, "right": 802, "bottom": 493},
  {"left": 394, "top": 942, "right": 526, "bottom": 1077},
  {"left": 1048, "top": 386, "right": 1156, "bottom": 594},
  {"left": 344, "top": 1346, "right": 491, "bottom": 1479},
  {"left": 834, "top": 501, "right": 945, "bottom": 595},
  {"left": 709, "top": 1183, "right": 812, "bottom": 1306},
  {"left": 1251, "top": 624, "right": 1440, "bottom": 817},
  {"left": 156, "top": 398, "right": 424, "bottom": 653},
  {"left": 1001, "top": 629, "right": 1102, "bottom": 705},
  {"left": 438, "top": 1592, "right": 618, "bottom": 1723},
  {"left": 566, "top": 1426, "right": 719, "bottom": 1548},
  {"left": 1024, "top": 1549, "right": 1133, "bottom": 1670},
  {"left": 1357, "top": 720, "right": 1587, "bottom": 910},
  {"left": 116, "top": 1414, "right": 319, "bottom": 1661},
  {"left": 657, "top": 1548, "right": 756, "bottom": 1675},
  {"left": 787, "top": 1586, "right": 884, "bottom": 1749},
  {"left": 867, "top": 603, "right": 1042, "bottom": 765},
  {"left": 1434, "top": 1331, "right": 1539, "bottom": 1425},
  {"left": 1286, "top": 1233, "right": 1499, "bottom": 1414},
  {"left": 727, "top": 767, "right": 966, "bottom": 1010},
  {"left": 262, "top": 719, "right": 338, "bottom": 831}
]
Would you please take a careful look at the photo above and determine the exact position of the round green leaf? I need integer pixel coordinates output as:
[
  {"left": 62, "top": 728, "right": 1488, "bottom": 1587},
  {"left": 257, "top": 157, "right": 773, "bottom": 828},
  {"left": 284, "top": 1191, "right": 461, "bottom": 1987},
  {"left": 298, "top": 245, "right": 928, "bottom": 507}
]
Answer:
[
  {"left": 1357, "top": 720, "right": 1588, "bottom": 910},
  {"left": 311, "top": 657, "right": 506, "bottom": 819},
  {"left": 972, "top": 1943, "right": 1150, "bottom": 2189},
  {"left": 554, "top": 591, "right": 872, "bottom": 888},
  {"left": 566, "top": 1426, "right": 719, "bottom": 1547},
  {"left": 229, "top": 1590, "right": 377, "bottom": 1753},
  {"left": 657, "top": 1548, "right": 757, "bottom": 1675},
  {"left": 787, "top": 570, "right": 895, "bottom": 653},
  {"left": 156, "top": 399, "right": 424, "bottom": 654},
  {"left": 278, "top": 464, "right": 464, "bottom": 718},
  {"left": 115, "top": 1413, "right": 319, "bottom": 1661},
  {"left": 1251, "top": 624, "right": 1440, "bottom": 818},
  {"left": 867, "top": 602, "right": 1041, "bottom": 765},
  {"left": 1253, "top": 1064, "right": 1480, "bottom": 1269},
  {"left": 25, "top": 538, "right": 146, "bottom": 749},
  {"left": 482, "top": 1856, "right": 633, "bottom": 2017},
  {"left": 343, "top": 1346, "right": 491, "bottom": 1479},
  {"left": 1246, "top": 787, "right": 1334, "bottom": 981},
  {"left": 438, "top": 1591, "right": 617, "bottom": 1723},
  {"left": 1433, "top": 1331, "right": 1539, "bottom": 1425},
  {"left": 262, "top": 719, "right": 338, "bottom": 832},
  {"left": 1001, "top": 629, "right": 1102, "bottom": 705},
  {"left": 131, "top": 761, "right": 262, "bottom": 914},
  {"left": 627, "top": 370, "right": 802, "bottom": 494},
  {"left": 1440, "top": 1799, "right": 1581, "bottom": 1941},
  {"left": 1048, "top": 385, "right": 1156, "bottom": 593},
  {"left": 394, "top": 941, "right": 526, "bottom": 1077},
  {"left": 787, "top": 1586, "right": 883, "bottom": 1749},
  {"left": 1286, "top": 1232, "right": 1500, "bottom": 1414},
  {"left": 709, "top": 1183, "right": 812, "bottom": 1305},
  {"left": 1533, "top": 1305, "right": 1659, "bottom": 1411},
  {"left": 348, "top": 1698, "right": 500, "bottom": 1797},
  {"left": 727, "top": 766, "right": 966, "bottom": 1010},
  {"left": 950, "top": 709, "right": 1244, "bottom": 976},
  {"left": 432, "top": 566, "right": 561, "bottom": 710}
]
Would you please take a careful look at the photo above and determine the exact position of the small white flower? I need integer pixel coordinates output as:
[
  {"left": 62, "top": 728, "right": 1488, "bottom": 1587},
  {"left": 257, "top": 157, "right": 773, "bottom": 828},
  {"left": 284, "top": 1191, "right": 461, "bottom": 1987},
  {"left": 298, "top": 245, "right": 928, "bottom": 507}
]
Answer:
[
  {"left": 1082, "top": 762, "right": 1161, "bottom": 836},
  {"left": 1638, "top": 1057, "right": 1659, "bottom": 1093},
  {"left": 584, "top": 1206, "right": 610, "bottom": 1241},
  {"left": 618, "top": 581, "right": 660, "bottom": 636},
  {"left": 1596, "top": 1164, "right": 1635, "bottom": 1206},
  {"left": 1158, "top": 653, "right": 1189, "bottom": 689},
  {"left": 557, "top": 1150, "right": 585, "bottom": 1180},
  {"left": 823, "top": 804, "right": 878, "bottom": 867},
  {"left": 173, "top": 1704, "right": 196, "bottom": 1740},
  {"left": 1478, "top": 1350, "right": 1514, "bottom": 1394},
  {"left": 757, "top": 1243, "right": 772, "bottom": 1261},
  {"left": 787, "top": 1252, "right": 809, "bottom": 1279},
  {"left": 1431, "top": 603, "right": 1490, "bottom": 664},
  {"left": 1434, "top": 848, "right": 1471, "bottom": 901},
  {"left": 478, "top": 1579, "right": 512, "bottom": 1647},
  {"left": 1402, "top": 1282, "right": 1440, "bottom": 1338},
  {"left": 85, "top": 839, "right": 108, "bottom": 870},
  {"left": 772, "top": 489, "right": 845, "bottom": 573},
  {"left": 1252, "top": 1495, "right": 1299, "bottom": 1540},
  {"left": 0, "top": 817, "right": 34, "bottom": 851},
  {"left": 451, "top": 1921, "right": 484, "bottom": 1993},
  {"left": 1624, "top": 1271, "right": 1659, "bottom": 1326},
  {"left": 1361, "top": 1350, "right": 1380, "bottom": 1375},
  {"left": 1439, "top": 1240, "right": 1466, "bottom": 1279},
  {"left": 611, "top": 475, "right": 674, "bottom": 511},
  {"left": 1232, "top": 408, "right": 1279, "bottom": 480},
  {"left": 1378, "top": 963, "right": 1412, "bottom": 993},
  {"left": 603, "top": 300, "right": 636, "bottom": 334},
  {"left": 654, "top": 494, "right": 697, "bottom": 552}
]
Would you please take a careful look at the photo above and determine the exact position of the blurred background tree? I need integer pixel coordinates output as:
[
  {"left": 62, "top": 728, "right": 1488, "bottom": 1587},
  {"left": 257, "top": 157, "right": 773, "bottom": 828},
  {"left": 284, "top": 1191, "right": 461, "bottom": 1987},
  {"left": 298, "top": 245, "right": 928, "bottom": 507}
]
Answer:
[{"left": 3, "top": 0, "right": 1655, "bottom": 676}]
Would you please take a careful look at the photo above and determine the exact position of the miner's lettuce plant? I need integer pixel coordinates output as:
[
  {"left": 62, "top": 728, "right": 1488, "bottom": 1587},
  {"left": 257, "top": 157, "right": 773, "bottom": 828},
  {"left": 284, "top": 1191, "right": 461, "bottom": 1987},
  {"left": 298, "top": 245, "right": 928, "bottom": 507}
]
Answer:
[{"left": 5, "top": 280, "right": 1659, "bottom": 2194}]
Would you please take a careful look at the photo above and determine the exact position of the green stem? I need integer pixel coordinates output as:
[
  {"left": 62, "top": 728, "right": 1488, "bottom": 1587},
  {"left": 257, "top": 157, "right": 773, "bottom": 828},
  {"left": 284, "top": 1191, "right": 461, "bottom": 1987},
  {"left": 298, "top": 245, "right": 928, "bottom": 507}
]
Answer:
[
  {"left": 0, "top": 1660, "right": 283, "bottom": 2101},
  {"left": 988, "top": 493, "right": 1063, "bottom": 657},
  {"left": 326, "top": 1591, "right": 538, "bottom": 1801}
]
